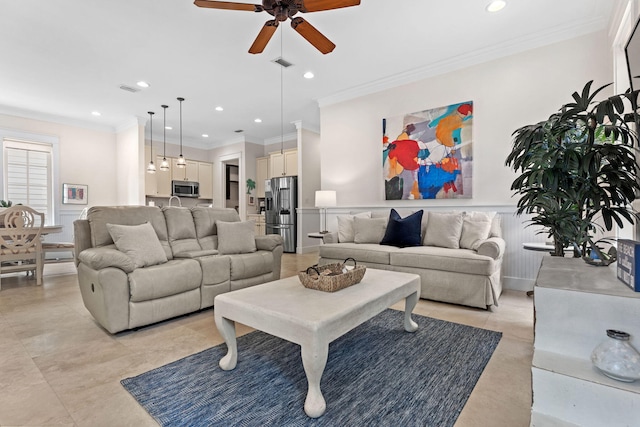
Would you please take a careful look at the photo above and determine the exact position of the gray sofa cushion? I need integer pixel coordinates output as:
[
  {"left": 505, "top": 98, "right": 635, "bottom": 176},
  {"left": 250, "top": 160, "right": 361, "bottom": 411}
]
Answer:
[
  {"left": 106, "top": 222, "right": 168, "bottom": 268},
  {"left": 320, "top": 242, "right": 399, "bottom": 265},
  {"left": 129, "top": 259, "right": 202, "bottom": 302},
  {"left": 87, "top": 206, "right": 172, "bottom": 259},
  {"left": 192, "top": 207, "right": 241, "bottom": 238},
  {"left": 163, "top": 207, "right": 202, "bottom": 254},
  {"left": 228, "top": 251, "right": 274, "bottom": 280},
  {"left": 216, "top": 220, "right": 257, "bottom": 255},
  {"left": 78, "top": 247, "right": 136, "bottom": 273},
  {"left": 390, "top": 246, "right": 497, "bottom": 276}
]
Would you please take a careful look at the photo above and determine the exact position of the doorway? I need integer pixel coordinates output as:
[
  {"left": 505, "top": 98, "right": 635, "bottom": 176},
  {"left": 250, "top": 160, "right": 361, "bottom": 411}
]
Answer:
[{"left": 224, "top": 160, "right": 239, "bottom": 212}]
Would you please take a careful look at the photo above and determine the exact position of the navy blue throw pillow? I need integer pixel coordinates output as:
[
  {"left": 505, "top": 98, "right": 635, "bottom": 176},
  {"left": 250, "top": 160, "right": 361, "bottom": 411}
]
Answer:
[{"left": 380, "top": 209, "right": 423, "bottom": 248}]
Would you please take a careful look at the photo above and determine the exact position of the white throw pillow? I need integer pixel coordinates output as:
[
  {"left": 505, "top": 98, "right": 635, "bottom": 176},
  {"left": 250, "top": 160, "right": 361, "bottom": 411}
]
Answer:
[
  {"left": 459, "top": 212, "right": 493, "bottom": 250},
  {"left": 216, "top": 220, "right": 257, "bottom": 255},
  {"left": 106, "top": 222, "right": 168, "bottom": 268},
  {"left": 337, "top": 211, "right": 371, "bottom": 243},
  {"left": 424, "top": 212, "right": 464, "bottom": 249},
  {"left": 353, "top": 217, "right": 387, "bottom": 244}
]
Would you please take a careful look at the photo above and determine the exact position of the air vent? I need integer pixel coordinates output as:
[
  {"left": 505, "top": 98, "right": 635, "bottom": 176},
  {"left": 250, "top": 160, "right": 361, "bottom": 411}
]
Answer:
[
  {"left": 119, "top": 84, "right": 140, "bottom": 93},
  {"left": 234, "top": 129, "right": 244, "bottom": 133},
  {"left": 272, "top": 57, "right": 294, "bottom": 68}
]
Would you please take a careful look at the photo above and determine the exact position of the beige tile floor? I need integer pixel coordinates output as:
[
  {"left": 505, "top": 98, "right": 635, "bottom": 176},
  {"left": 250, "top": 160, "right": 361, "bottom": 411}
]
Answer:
[{"left": 0, "top": 254, "right": 533, "bottom": 426}]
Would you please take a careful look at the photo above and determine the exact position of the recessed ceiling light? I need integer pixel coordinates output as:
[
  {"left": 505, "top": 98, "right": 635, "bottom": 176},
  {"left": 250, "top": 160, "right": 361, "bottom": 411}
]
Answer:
[
  {"left": 91, "top": 111, "right": 101, "bottom": 116},
  {"left": 165, "top": 126, "right": 172, "bottom": 130},
  {"left": 215, "top": 106, "right": 224, "bottom": 111},
  {"left": 254, "top": 118, "right": 262, "bottom": 123},
  {"left": 304, "top": 71, "right": 314, "bottom": 79},
  {"left": 202, "top": 134, "right": 209, "bottom": 138},
  {"left": 486, "top": 0, "right": 506, "bottom": 12},
  {"left": 136, "top": 81, "right": 150, "bottom": 88}
]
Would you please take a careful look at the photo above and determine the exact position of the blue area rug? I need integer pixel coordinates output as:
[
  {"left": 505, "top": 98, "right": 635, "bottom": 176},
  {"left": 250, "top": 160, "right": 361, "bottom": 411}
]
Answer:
[{"left": 122, "top": 309, "right": 502, "bottom": 426}]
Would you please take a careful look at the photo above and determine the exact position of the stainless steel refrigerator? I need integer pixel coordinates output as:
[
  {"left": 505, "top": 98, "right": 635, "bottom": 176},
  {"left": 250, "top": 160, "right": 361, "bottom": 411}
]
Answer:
[{"left": 265, "top": 176, "right": 297, "bottom": 253}]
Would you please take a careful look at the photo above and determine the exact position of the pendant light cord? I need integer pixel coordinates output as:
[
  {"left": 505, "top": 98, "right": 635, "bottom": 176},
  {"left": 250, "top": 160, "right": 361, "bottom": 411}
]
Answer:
[
  {"left": 162, "top": 105, "right": 167, "bottom": 158},
  {"left": 280, "top": 27, "right": 284, "bottom": 155}
]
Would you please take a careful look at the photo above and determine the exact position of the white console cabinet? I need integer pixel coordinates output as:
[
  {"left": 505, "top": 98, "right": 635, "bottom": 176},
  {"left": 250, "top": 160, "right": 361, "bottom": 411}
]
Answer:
[{"left": 531, "top": 257, "right": 640, "bottom": 426}]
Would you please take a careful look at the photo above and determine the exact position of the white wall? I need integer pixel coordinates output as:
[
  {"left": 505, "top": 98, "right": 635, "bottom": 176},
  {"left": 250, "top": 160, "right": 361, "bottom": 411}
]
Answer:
[
  {"left": 116, "top": 119, "right": 145, "bottom": 206},
  {"left": 319, "top": 31, "right": 612, "bottom": 207},
  {"left": 318, "top": 31, "right": 613, "bottom": 289}
]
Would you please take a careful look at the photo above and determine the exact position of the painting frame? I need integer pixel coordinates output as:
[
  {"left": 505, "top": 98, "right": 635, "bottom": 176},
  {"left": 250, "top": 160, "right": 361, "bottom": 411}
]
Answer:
[
  {"left": 62, "top": 183, "right": 88, "bottom": 205},
  {"left": 383, "top": 101, "right": 473, "bottom": 200}
]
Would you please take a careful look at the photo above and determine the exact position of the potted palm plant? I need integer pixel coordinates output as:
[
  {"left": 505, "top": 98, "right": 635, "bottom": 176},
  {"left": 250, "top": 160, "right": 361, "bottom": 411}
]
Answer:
[{"left": 506, "top": 81, "right": 640, "bottom": 258}]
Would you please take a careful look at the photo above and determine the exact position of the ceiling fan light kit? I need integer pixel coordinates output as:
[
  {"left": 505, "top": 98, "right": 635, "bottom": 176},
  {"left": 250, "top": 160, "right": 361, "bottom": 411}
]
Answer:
[{"left": 194, "top": 0, "right": 361, "bottom": 54}]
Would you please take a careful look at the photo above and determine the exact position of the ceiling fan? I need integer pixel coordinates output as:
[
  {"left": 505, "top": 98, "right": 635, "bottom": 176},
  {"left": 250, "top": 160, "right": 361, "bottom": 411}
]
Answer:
[{"left": 193, "top": 0, "right": 361, "bottom": 54}]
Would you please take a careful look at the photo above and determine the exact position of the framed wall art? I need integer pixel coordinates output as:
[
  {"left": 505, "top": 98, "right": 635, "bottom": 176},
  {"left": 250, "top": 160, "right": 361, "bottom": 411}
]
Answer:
[
  {"left": 62, "top": 183, "right": 88, "bottom": 205},
  {"left": 383, "top": 101, "right": 473, "bottom": 200}
]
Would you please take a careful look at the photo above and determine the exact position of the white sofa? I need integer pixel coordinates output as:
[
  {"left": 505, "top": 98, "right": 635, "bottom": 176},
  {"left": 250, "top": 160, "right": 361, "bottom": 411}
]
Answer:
[{"left": 318, "top": 209, "right": 505, "bottom": 309}]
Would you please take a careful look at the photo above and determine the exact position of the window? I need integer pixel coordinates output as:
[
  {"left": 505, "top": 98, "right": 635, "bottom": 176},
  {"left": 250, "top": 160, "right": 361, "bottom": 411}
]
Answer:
[{"left": 2, "top": 138, "right": 53, "bottom": 222}]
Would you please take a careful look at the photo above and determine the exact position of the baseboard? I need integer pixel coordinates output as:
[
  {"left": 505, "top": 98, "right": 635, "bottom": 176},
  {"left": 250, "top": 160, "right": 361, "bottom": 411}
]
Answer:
[{"left": 503, "top": 276, "right": 535, "bottom": 292}]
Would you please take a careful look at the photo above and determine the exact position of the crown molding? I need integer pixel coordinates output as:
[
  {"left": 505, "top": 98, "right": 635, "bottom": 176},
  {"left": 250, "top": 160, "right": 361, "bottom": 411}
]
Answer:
[
  {"left": 318, "top": 19, "right": 609, "bottom": 108},
  {"left": 0, "top": 104, "right": 116, "bottom": 133},
  {"left": 115, "top": 116, "right": 146, "bottom": 133},
  {"left": 264, "top": 132, "right": 298, "bottom": 146},
  {"left": 292, "top": 120, "right": 320, "bottom": 134}
]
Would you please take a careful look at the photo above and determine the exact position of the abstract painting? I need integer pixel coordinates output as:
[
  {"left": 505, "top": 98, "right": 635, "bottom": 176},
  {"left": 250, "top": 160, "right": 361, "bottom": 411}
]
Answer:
[{"left": 383, "top": 101, "right": 473, "bottom": 200}]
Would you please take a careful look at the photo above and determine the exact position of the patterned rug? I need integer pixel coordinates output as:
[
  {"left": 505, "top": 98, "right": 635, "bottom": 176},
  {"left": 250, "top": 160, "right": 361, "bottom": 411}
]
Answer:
[{"left": 122, "top": 309, "right": 502, "bottom": 426}]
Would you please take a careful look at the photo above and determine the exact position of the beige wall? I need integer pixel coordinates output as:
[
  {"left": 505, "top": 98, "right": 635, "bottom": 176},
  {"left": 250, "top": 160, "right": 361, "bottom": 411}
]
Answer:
[{"left": 0, "top": 112, "right": 118, "bottom": 210}]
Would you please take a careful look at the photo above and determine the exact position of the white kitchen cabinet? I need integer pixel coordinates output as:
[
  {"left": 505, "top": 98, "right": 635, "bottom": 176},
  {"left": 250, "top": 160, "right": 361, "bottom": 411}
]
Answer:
[
  {"left": 198, "top": 162, "right": 213, "bottom": 199},
  {"left": 256, "top": 156, "right": 269, "bottom": 197},
  {"left": 269, "top": 149, "right": 297, "bottom": 177}
]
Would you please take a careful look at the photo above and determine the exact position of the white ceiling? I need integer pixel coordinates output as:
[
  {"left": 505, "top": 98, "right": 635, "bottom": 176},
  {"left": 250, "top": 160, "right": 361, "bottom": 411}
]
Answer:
[{"left": 0, "top": 0, "right": 614, "bottom": 148}]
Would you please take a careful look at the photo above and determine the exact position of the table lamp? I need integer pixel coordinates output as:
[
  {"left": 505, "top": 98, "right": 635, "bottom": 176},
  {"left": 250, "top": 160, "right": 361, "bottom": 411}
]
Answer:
[{"left": 315, "top": 190, "right": 336, "bottom": 234}]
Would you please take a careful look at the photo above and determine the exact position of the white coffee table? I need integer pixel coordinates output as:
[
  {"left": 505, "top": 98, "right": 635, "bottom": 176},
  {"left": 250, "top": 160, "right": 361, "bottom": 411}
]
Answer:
[{"left": 213, "top": 268, "right": 421, "bottom": 418}]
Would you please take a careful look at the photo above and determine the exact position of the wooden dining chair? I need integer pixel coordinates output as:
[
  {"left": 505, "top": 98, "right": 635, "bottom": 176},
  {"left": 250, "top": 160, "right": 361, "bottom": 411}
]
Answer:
[{"left": 0, "top": 205, "right": 45, "bottom": 288}]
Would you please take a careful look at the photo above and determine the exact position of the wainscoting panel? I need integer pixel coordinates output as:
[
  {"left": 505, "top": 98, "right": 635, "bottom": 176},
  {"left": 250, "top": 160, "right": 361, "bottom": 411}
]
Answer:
[{"left": 43, "top": 209, "right": 84, "bottom": 260}]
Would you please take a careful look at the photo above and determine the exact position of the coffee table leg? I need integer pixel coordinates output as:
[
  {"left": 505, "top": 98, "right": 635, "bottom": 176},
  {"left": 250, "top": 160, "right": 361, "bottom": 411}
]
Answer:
[
  {"left": 301, "top": 339, "right": 329, "bottom": 418},
  {"left": 404, "top": 291, "right": 419, "bottom": 332},
  {"left": 215, "top": 314, "right": 237, "bottom": 370}
]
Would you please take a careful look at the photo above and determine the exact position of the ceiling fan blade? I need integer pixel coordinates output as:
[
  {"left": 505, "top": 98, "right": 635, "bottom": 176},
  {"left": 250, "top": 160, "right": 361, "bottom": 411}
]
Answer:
[
  {"left": 291, "top": 17, "right": 335, "bottom": 54},
  {"left": 249, "top": 20, "right": 279, "bottom": 54},
  {"left": 193, "top": 0, "right": 261, "bottom": 12},
  {"left": 299, "top": 0, "right": 360, "bottom": 13}
]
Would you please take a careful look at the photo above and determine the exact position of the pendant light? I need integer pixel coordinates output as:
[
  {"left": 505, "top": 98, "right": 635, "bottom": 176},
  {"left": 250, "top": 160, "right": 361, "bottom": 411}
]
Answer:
[
  {"left": 176, "top": 97, "right": 186, "bottom": 168},
  {"left": 146, "top": 111, "right": 156, "bottom": 174},
  {"left": 160, "top": 104, "right": 169, "bottom": 171}
]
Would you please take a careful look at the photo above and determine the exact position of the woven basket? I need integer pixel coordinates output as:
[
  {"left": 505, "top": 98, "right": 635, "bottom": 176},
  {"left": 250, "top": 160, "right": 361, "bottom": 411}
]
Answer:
[{"left": 298, "top": 258, "right": 366, "bottom": 292}]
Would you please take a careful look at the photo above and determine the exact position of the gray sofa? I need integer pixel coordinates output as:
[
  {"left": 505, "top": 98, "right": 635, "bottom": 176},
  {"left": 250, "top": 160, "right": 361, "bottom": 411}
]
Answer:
[
  {"left": 73, "top": 206, "right": 283, "bottom": 333},
  {"left": 318, "top": 209, "right": 505, "bottom": 309}
]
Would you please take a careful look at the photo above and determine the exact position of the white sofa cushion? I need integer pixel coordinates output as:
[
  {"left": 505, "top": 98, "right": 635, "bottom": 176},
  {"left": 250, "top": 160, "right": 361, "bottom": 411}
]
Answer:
[
  {"left": 319, "top": 242, "right": 399, "bottom": 265},
  {"left": 354, "top": 217, "right": 387, "bottom": 244},
  {"left": 390, "top": 246, "right": 498, "bottom": 276},
  {"left": 424, "top": 212, "right": 464, "bottom": 249},
  {"left": 337, "top": 211, "right": 371, "bottom": 242},
  {"left": 460, "top": 212, "right": 493, "bottom": 250}
]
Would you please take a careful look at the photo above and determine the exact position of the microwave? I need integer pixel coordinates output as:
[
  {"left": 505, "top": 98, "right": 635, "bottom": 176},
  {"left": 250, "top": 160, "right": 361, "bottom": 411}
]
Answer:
[{"left": 172, "top": 180, "right": 199, "bottom": 198}]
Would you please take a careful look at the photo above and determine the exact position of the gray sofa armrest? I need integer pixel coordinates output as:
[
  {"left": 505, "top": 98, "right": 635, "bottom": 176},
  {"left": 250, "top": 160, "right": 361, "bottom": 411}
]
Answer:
[
  {"left": 322, "top": 232, "right": 339, "bottom": 244},
  {"left": 476, "top": 237, "right": 506, "bottom": 260},
  {"left": 74, "top": 219, "right": 92, "bottom": 267},
  {"left": 173, "top": 249, "right": 219, "bottom": 259},
  {"left": 255, "top": 234, "right": 284, "bottom": 251},
  {"left": 78, "top": 248, "right": 136, "bottom": 273}
]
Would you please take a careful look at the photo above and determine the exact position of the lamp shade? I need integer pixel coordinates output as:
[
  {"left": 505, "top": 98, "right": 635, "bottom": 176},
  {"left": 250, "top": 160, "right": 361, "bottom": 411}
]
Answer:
[{"left": 315, "top": 190, "right": 336, "bottom": 208}]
